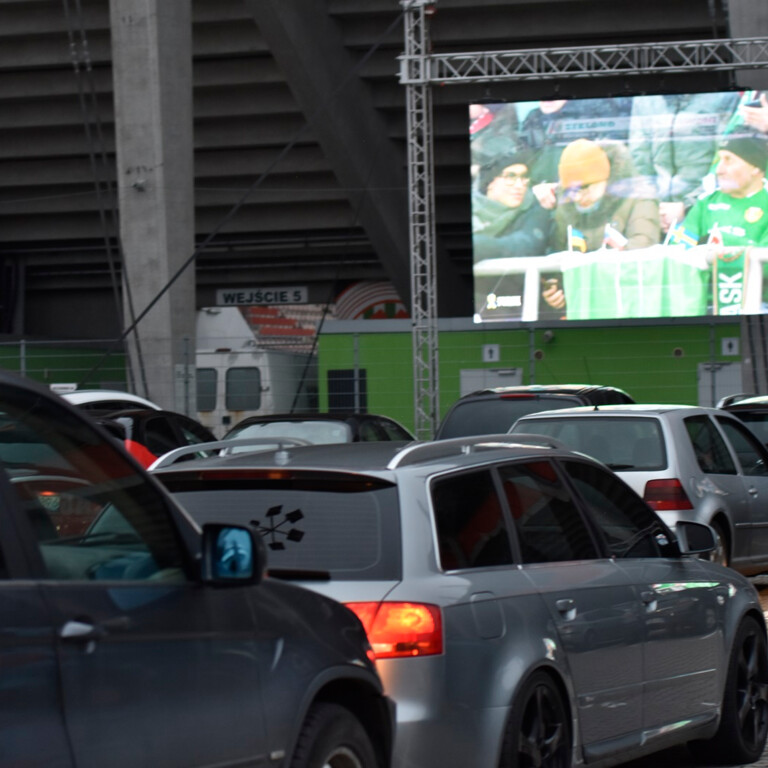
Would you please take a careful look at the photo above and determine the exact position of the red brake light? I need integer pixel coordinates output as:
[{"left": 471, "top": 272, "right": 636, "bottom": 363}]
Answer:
[
  {"left": 643, "top": 478, "right": 694, "bottom": 511},
  {"left": 345, "top": 602, "right": 443, "bottom": 659}
]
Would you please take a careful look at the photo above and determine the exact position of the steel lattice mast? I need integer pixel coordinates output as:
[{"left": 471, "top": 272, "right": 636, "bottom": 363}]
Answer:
[{"left": 402, "top": 1, "right": 439, "bottom": 440}]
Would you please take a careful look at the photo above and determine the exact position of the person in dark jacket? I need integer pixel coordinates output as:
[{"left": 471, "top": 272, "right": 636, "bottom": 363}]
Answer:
[
  {"left": 472, "top": 150, "right": 552, "bottom": 260},
  {"left": 472, "top": 150, "right": 554, "bottom": 320}
]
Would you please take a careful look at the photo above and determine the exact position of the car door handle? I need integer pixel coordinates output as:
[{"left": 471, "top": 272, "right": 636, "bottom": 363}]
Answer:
[
  {"left": 749, "top": 486, "right": 759, "bottom": 497},
  {"left": 59, "top": 620, "right": 106, "bottom": 653},
  {"left": 555, "top": 598, "right": 575, "bottom": 613}
]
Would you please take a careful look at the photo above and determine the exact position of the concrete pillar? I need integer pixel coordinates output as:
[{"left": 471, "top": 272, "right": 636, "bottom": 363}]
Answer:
[
  {"left": 109, "top": 0, "right": 195, "bottom": 411},
  {"left": 729, "top": 0, "right": 768, "bottom": 89}
]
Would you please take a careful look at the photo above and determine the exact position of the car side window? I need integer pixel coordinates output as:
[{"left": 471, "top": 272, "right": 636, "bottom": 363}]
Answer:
[
  {"left": 378, "top": 419, "right": 412, "bottom": 441},
  {"left": 140, "top": 416, "right": 181, "bottom": 456},
  {"left": 684, "top": 415, "right": 737, "bottom": 475},
  {"left": 432, "top": 470, "right": 514, "bottom": 570},
  {"left": 358, "top": 420, "right": 382, "bottom": 442},
  {"left": 562, "top": 460, "right": 672, "bottom": 558},
  {"left": 0, "top": 394, "right": 189, "bottom": 583},
  {"left": 497, "top": 460, "right": 599, "bottom": 564},
  {"left": 716, "top": 417, "right": 768, "bottom": 477}
]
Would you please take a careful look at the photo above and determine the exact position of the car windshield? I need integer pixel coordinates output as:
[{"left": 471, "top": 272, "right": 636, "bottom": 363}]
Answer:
[
  {"left": 439, "top": 395, "right": 582, "bottom": 439},
  {"left": 226, "top": 420, "right": 353, "bottom": 445},
  {"left": 162, "top": 473, "right": 401, "bottom": 580},
  {"left": 512, "top": 416, "right": 667, "bottom": 470}
]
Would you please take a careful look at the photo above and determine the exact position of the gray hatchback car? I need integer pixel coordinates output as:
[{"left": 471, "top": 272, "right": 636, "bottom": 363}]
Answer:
[
  {"left": 511, "top": 404, "right": 768, "bottom": 574},
  {"left": 154, "top": 434, "right": 768, "bottom": 768},
  {"left": 0, "top": 372, "right": 393, "bottom": 768}
]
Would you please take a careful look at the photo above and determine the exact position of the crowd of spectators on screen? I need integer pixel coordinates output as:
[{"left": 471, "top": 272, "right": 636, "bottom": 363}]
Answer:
[{"left": 470, "top": 90, "right": 768, "bottom": 313}]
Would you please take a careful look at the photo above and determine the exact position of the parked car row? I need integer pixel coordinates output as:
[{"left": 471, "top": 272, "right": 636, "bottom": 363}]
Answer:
[{"left": 23, "top": 381, "right": 768, "bottom": 767}]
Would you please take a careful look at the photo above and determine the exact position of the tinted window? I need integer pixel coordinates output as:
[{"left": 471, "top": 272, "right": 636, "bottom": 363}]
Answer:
[
  {"left": 0, "top": 392, "right": 188, "bottom": 582},
  {"left": 497, "top": 460, "right": 598, "bottom": 563},
  {"left": 378, "top": 419, "right": 413, "bottom": 441},
  {"left": 358, "top": 419, "right": 382, "bottom": 442},
  {"left": 196, "top": 367, "right": 217, "bottom": 411},
  {"left": 562, "top": 460, "right": 672, "bottom": 558},
  {"left": 178, "top": 417, "right": 215, "bottom": 446},
  {"left": 512, "top": 416, "right": 666, "bottom": 470},
  {"left": 439, "top": 395, "right": 582, "bottom": 439},
  {"left": 225, "top": 367, "right": 261, "bottom": 411},
  {"left": 684, "top": 415, "right": 737, "bottom": 475},
  {"left": 716, "top": 417, "right": 768, "bottom": 477},
  {"left": 731, "top": 411, "right": 768, "bottom": 447},
  {"left": 432, "top": 470, "right": 513, "bottom": 570},
  {"left": 135, "top": 416, "right": 179, "bottom": 456},
  {"left": 164, "top": 475, "right": 400, "bottom": 580}
]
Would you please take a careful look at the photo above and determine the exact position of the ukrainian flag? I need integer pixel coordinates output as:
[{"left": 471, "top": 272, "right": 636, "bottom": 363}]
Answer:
[
  {"left": 568, "top": 226, "right": 587, "bottom": 253},
  {"left": 669, "top": 224, "right": 698, "bottom": 249}
]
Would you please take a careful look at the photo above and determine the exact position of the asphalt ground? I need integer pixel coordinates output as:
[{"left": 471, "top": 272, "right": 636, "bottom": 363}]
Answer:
[{"left": 617, "top": 578, "right": 768, "bottom": 768}]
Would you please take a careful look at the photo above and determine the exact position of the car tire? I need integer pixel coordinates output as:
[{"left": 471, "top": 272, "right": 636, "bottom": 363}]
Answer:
[
  {"left": 688, "top": 615, "right": 768, "bottom": 765},
  {"left": 290, "top": 702, "right": 377, "bottom": 768},
  {"left": 500, "top": 670, "right": 571, "bottom": 768}
]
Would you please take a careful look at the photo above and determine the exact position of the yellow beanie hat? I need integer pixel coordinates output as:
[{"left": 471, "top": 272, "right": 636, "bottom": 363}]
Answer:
[{"left": 558, "top": 139, "right": 610, "bottom": 187}]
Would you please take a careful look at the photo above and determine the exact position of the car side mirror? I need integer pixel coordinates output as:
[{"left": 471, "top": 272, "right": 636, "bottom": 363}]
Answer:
[
  {"left": 201, "top": 524, "right": 267, "bottom": 585},
  {"left": 675, "top": 521, "right": 716, "bottom": 556}
]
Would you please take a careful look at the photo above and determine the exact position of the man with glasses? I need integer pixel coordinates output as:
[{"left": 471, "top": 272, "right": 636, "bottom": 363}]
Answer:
[
  {"left": 544, "top": 138, "right": 661, "bottom": 311},
  {"left": 472, "top": 149, "right": 553, "bottom": 261}
]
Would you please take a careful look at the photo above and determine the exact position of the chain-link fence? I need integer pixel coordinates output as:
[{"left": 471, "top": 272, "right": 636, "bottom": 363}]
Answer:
[{"left": 0, "top": 316, "right": 746, "bottom": 439}]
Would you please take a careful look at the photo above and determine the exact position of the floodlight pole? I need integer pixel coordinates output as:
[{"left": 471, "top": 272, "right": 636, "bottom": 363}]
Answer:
[{"left": 401, "top": 0, "right": 439, "bottom": 440}]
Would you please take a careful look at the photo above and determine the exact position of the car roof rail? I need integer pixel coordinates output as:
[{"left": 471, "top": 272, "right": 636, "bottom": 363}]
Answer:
[
  {"left": 387, "top": 433, "right": 566, "bottom": 470},
  {"left": 149, "top": 436, "right": 313, "bottom": 470}
]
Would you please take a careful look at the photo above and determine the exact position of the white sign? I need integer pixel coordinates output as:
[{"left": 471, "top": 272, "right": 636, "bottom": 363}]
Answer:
[
  {"left": 216, "top": 287, "right": 308, "bottom": 306},
  {"left": 482, "top": 344, "right": 500, "bottom": 363},
  {"left": 721, "top": 337, "right": 740, "bottom": 356}
]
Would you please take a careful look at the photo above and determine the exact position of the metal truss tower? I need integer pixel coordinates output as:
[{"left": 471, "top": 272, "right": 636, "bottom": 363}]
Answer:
[
  {"left": 402, "top": 1, "right": 439, "bottom": 440},
  {"left": 399, "top": 0, "right": 768, "bottom": 438}
]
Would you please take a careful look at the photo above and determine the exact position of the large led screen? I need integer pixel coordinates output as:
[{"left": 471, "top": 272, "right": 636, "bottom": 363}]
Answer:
[{"left": 470, "top": 91, "right": 768, "bottom": 322}]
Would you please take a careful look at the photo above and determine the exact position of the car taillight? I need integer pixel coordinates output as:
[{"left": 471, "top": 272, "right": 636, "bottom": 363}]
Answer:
[
  {"left": 643, "top": 478, "right": 694, "bottom": 511},
  {"left": 345, "top": 601, "right": 443, "bottom": 659}
]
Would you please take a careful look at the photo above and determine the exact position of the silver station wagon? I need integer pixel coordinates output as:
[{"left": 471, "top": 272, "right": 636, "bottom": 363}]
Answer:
[
  {"left": 511, "top": 404, "right": 768, "bottom": 574},
  {"left": 155, "top": 435, "right": 768, "bottom": 768}
]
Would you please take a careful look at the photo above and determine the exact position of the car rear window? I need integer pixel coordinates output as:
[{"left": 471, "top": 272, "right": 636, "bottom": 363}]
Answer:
[
  {"left": 438, "top": 395, "right": 582, "bottom": 439},
  {"left": 227, "top": 420, "right": 353, "bottom": 445},
  {"left": 512, "top": 416, "right": 667, "bottom": 470},
  {"left": 162, "top": 474, "right": 401, "bottom": 580}
]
